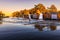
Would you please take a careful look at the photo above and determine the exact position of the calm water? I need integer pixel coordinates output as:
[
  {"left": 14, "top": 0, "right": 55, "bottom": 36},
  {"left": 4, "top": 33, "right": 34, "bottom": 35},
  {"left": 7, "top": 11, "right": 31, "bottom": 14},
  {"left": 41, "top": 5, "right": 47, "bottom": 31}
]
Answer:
[{"left": 0, "top": 18, "right": 60, "bottom": 40}]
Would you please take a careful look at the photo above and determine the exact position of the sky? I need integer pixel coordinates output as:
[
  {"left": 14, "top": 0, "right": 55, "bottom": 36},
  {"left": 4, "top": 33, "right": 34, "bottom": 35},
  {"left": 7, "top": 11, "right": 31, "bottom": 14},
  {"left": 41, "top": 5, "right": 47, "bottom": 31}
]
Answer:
[{"left": 0, "top": 0, "right": 60, "bottom": 16}]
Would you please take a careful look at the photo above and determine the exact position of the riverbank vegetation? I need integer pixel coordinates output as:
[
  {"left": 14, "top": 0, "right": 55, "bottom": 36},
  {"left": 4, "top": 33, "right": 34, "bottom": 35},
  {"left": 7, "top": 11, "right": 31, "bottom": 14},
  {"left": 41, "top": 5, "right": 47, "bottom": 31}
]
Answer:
[{"left": 12, "top": 3, "right": 58, "bottom": 18}]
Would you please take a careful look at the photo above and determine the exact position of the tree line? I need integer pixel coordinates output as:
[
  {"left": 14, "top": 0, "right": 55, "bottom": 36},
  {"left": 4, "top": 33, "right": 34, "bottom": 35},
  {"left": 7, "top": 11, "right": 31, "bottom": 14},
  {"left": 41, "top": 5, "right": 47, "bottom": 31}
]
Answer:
[
  {"left": 12, "top": 3, "right": 60, "bottom": 18},
  {"left": 0, "top": 3, "right": 60, "bottom": 19}
]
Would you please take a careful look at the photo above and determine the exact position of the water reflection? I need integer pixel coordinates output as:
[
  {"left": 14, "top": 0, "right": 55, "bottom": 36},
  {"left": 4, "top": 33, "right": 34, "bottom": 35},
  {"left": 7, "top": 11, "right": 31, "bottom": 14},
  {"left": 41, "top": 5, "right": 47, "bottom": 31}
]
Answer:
[
  {"left": 50, "top": 25, "right": 56, "bottom": 31},
  {"left": 34, "top": 24, "right": 56, "bottom": 31},
  {"left": 0, "top": 18, "right": 57, "bottom": 31},
  {"left": 0, "top": 22, "right": 2, "bottom": 24},
  {"left": 0, "top": 18, "right": 3, "bottom": 24}
]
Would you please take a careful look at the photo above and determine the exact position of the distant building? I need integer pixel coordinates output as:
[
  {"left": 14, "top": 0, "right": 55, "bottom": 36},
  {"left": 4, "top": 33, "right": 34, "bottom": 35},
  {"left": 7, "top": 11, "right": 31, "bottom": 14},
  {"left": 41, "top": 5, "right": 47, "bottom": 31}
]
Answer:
[
  {"left": 43, "top": 12, "right": 51, "bottom": 20},
  {"left": 51, "top": 12, "right": 58, "bottom": 20},
  {"left": 29, "top": 13, "right": 39, "bottom": 20}
]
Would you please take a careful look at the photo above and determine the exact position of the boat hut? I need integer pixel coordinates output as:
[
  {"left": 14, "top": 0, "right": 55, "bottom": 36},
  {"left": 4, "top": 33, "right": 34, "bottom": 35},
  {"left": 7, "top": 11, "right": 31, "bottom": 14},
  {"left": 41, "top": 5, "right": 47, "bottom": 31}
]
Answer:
[
  {"left": 57, "top": 11, "right": 60, "bottom": 20},
  {"left": 51, "top": 12, "right": 58, "bottom": 20},
  {"left": 43, "top": 12, "right": 51, "bottom": 20},
  {"left": 32, "top": 13, "right": 39, "bottom": 19}
]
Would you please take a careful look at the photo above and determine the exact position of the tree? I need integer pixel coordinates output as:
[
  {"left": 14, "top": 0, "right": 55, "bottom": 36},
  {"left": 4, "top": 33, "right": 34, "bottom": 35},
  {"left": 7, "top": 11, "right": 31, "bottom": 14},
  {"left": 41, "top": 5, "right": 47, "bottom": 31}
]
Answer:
[
  {"left": 49, "top": 4, "right": 57, "bottom": 12},
  {"left": 29, "top": 8, "right": 35, "bottom": 14},
  {"left": 19, "top": 10, "right": 24, "bottom": 17},
  {"left": 35, "top": 9, "right": 41, "bottom": 15},
  {"left": 12, "top": 11, "right": 20, "bottom": 17},
  {"left": 23, "top": 9, "right": 30, "bottom": 15},
  {"left": 34, "top": 3, "right": 46, "bottom": 13},
  {"left": 22, "top": 9, "right": 30, "bottom": 19}
]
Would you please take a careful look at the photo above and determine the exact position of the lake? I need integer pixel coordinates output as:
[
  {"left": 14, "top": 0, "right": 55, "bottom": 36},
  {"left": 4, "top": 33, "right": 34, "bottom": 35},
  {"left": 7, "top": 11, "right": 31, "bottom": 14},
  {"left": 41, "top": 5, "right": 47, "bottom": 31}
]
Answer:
[{"left": 0, "top": 18, "right": 60, "bottom": 40}]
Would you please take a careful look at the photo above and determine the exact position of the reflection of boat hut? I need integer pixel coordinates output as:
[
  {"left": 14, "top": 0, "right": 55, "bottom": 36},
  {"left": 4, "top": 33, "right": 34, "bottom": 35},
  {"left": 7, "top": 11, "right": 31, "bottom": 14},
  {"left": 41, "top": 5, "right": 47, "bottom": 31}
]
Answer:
[
  {"left": 50, "top": 25, "right": 56, "bottom": 31},
  {"left": 0, "top": 22, "right": 2, "bottom": 24},
  {"left": 35, "top": 24, "right": 45, "bottom": 31}
]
